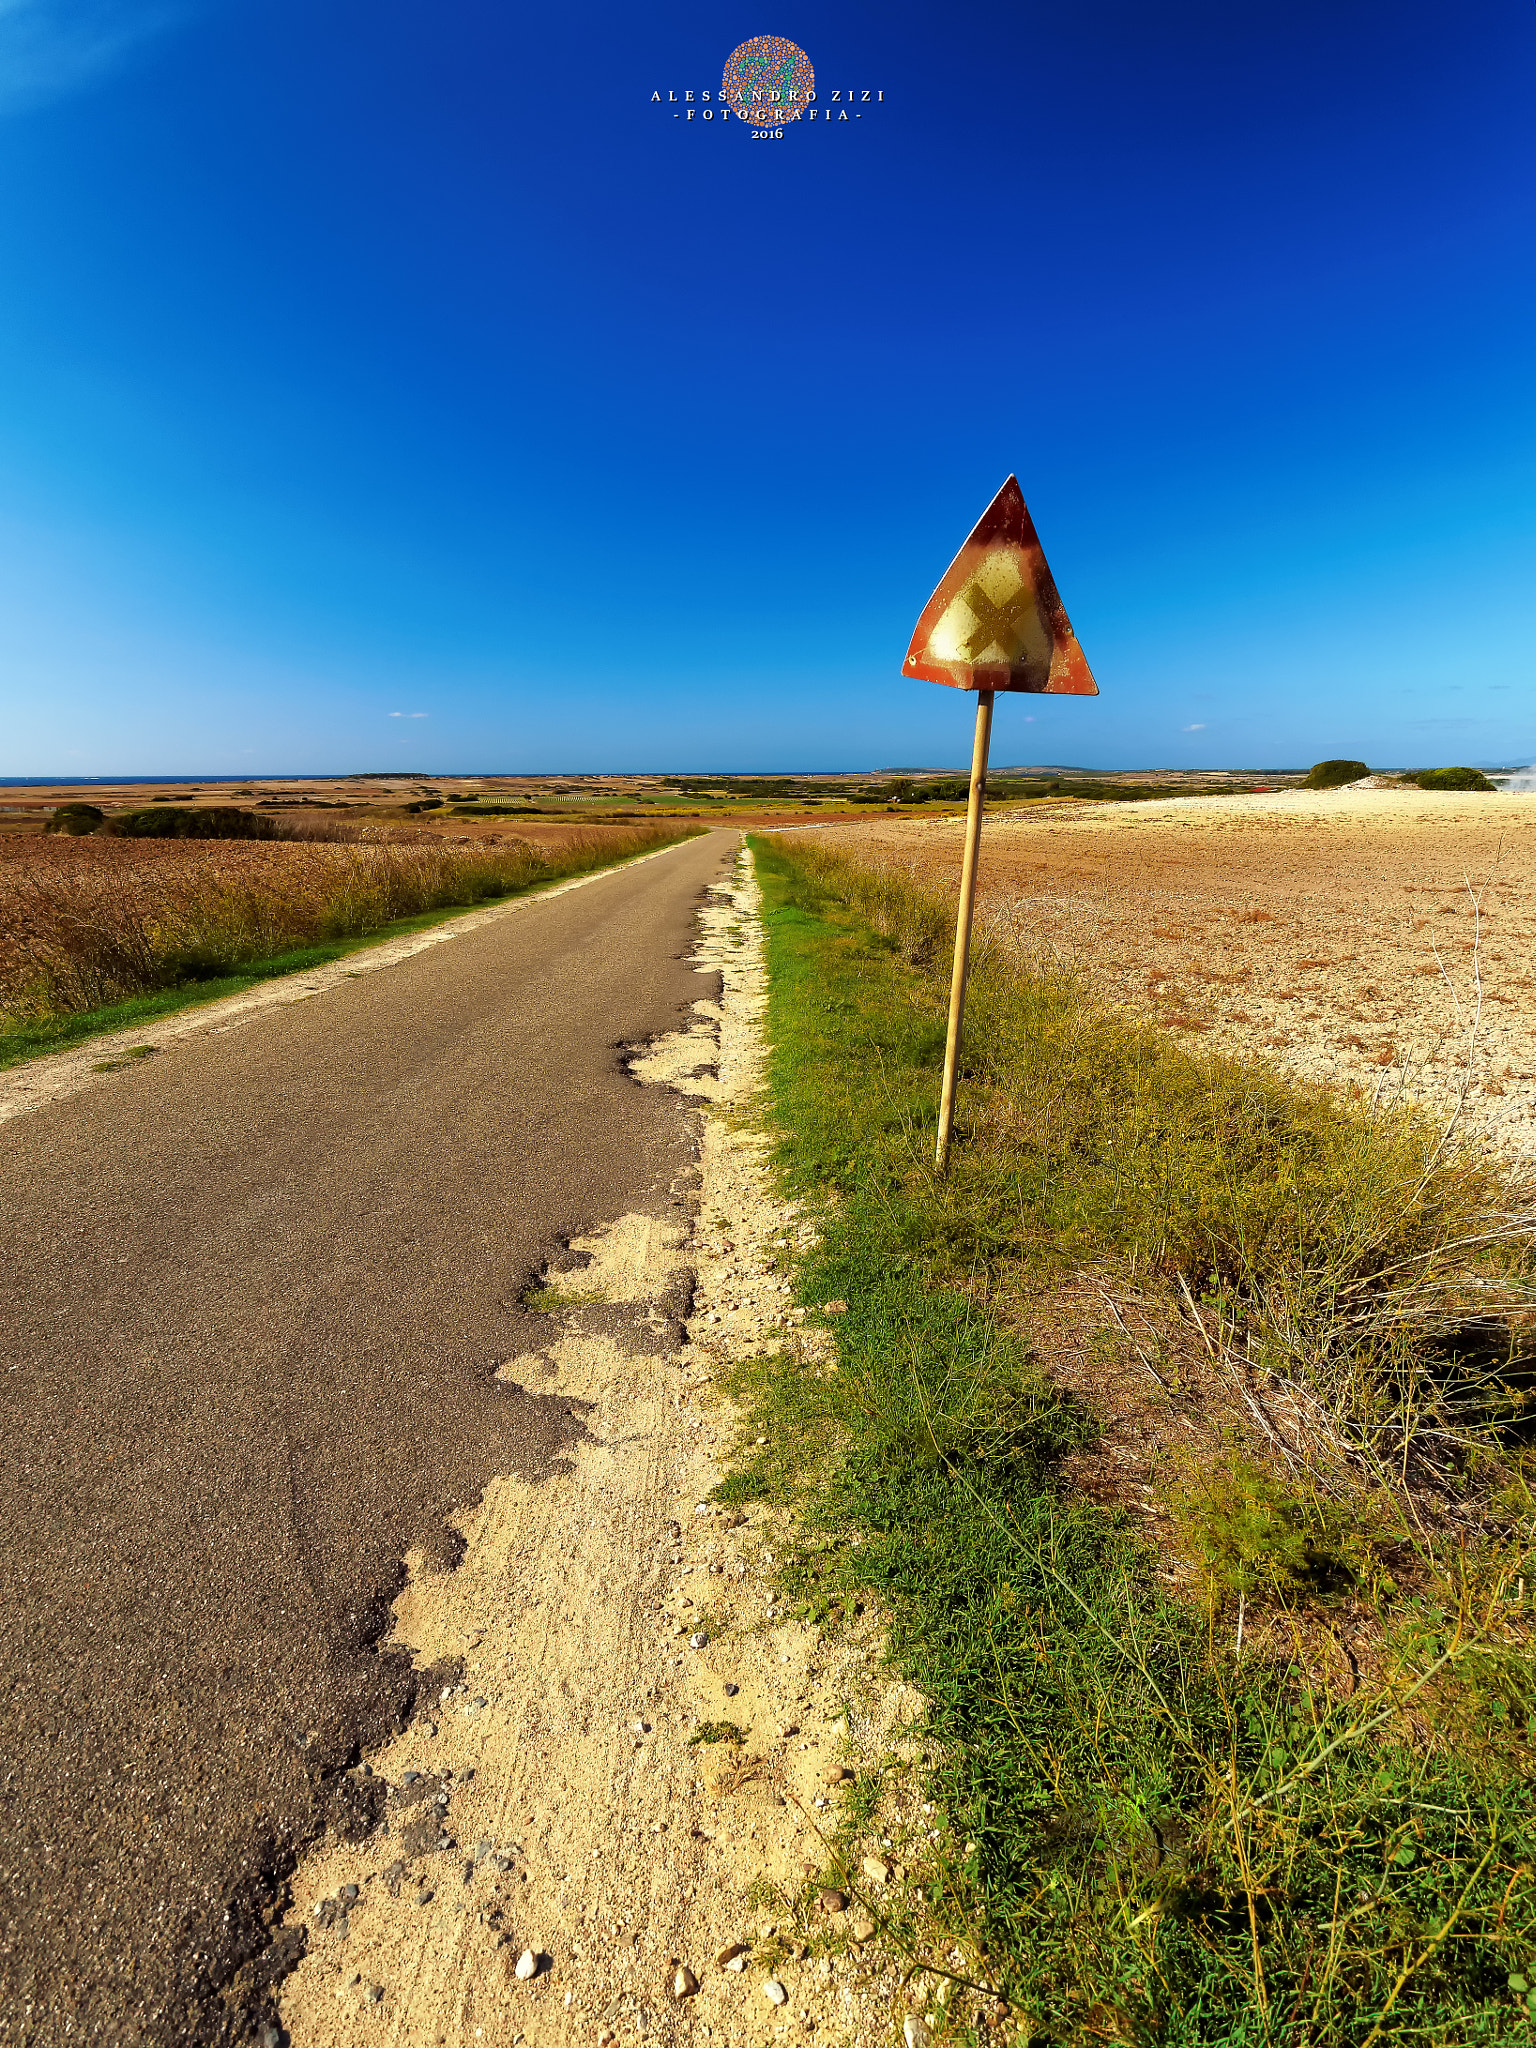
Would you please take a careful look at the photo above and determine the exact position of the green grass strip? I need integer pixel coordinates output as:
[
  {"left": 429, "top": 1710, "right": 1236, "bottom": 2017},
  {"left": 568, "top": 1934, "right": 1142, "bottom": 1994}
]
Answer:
[
  {"left": 0, "top": 831, "right": 701, "bottom": 1071},
  {"left": 727, "top": 834, "right": 1535, "bottom": 2047}
]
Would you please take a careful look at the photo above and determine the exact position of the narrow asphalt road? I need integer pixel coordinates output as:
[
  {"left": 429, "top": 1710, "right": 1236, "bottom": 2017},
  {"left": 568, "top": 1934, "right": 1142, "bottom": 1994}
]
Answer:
[{"left": 0, "top": 829, "right": 734, "bottom": 2045}]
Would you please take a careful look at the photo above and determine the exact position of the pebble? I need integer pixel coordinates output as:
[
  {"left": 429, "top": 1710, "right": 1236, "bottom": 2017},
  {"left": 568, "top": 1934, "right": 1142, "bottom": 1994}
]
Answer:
[
  {"left": 862, "top": 1855, "right": 891, "bottom": 1884},
  {"left": 723, "top": 1683, "right": 739, "bottom": 1697},
  {"left": 849, "top": 1917, "right": 876, "bottom": 1943},
  {"left": 340, "top": 1884, "right": 359, "bottom": 1903},
  {"left": 818, "top": 1890, "right": 849, "bottom": 1914},
  {"left": 515, "top": 1949, "right": 539, "bottom": 1981},
  {"left": 363, "top": 1985, "right": 384, "bottom": 2006},
  {"left": 694, "top": 1502, "right": 711, "bottom": 1515},
  {"left": 401, "top": 1770, "right": 421, "bottom": 1786},
  {"left": 673, "top": 1966, "right": 699, "bottom": 1998},
  {"left": 763, "top": 1980, "right": 787, "bottom": 2007},
  {"left": 413, "top": 1888, "right": 434, "bottom": 1908},
  {"left": 717, "top": 1942, "right": 749, "bottom": 1971},
  {"left": 688, "top": 1632, "right": 708, "bottom": 1650},
  {"left": 904, "top": 2020, "right": 931, "bottom": 2048},
  {"left": 825, "top": 1767, "right": 853, "bottom": 1786}
]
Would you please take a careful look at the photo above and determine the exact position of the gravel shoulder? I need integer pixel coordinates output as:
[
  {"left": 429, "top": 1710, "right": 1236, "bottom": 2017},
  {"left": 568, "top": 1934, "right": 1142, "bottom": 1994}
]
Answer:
[{"left": 813, "top": 789, "right": 1536, "bottom": 1161}]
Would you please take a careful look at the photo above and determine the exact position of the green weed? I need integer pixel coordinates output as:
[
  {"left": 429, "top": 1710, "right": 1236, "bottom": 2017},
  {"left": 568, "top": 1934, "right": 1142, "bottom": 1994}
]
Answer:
[
  {"left": 521, "top": 1284, "right": 605, "bottom": 1314},
  {"left": 1175, "top": 1457, "right": 1363, "bottom": 1602},
  {"left": 689, "top": 1720, "right": 747, "bottom": 1747},
  {"left": 89, "top": 1043, "right": 160, "bottom": 1074}
]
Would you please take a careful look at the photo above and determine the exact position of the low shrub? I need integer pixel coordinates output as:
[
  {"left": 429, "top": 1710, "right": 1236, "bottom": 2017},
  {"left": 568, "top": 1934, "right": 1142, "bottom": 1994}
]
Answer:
[
  {"left": 1303, "top": 758, "right": 1369, "bottom": 789},
  {"left": 102, "top": 806, "right": 278, "bottom": 840},
  {"left": 1414, "top": 766, "right": 1496, "bottom": 792},
  {"left": 43, "top": 803, "right": 105, "bottom": 835}
]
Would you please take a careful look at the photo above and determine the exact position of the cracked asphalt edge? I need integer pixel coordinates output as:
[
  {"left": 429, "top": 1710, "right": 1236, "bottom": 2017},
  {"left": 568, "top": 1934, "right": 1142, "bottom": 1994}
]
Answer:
[{"left": 275, "top": 842, "right": 931, "bottom": 2048}]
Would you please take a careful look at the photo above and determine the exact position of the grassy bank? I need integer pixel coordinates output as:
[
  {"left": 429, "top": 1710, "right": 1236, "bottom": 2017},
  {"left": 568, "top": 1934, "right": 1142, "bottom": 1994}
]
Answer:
[
  {"left": 725, "top": 834, "right": 1535, "bottom": 2046},
  {"left": 0, "top": 825, "right": 702, "bottom": 1067}
]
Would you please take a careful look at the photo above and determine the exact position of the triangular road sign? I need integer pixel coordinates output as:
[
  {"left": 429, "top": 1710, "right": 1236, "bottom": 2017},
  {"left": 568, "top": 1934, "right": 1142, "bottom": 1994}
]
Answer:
[{"left": 903, "top": 476, "right": 1097, "bottom": 696}]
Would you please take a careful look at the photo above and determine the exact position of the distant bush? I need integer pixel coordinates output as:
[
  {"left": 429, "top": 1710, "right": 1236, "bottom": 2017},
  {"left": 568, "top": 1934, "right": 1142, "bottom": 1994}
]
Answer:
[
  {"left": 1301, "top": 758, "right": 1368, "bottom": 789},
  {"left": 101, "top": 807, "right": 278, "bottom": 840},
  {"left": 43, "top": 803, "right": 105, "bottom": 835},
  {"left": 1413, "top": 765, "right": 1496, "bottom": 792}
]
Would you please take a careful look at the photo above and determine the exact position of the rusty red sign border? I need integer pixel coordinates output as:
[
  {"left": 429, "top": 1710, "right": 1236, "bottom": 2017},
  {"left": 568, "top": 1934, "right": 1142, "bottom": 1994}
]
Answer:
[{"left": 903, "top": 475, "right": 1097, "bottom": 696}]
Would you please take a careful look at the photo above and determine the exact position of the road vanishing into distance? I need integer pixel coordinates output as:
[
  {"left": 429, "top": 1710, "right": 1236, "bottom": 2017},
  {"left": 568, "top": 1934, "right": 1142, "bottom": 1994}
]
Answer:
[{"left": 0, "top": 829, "right": 734, "bottom": 2044}]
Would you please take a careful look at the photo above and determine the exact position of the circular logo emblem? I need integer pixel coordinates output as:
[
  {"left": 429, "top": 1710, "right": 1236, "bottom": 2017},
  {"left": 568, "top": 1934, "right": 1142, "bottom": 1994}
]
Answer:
[{"left": 721, "top": 36, "right": 814, "bottom": 127}]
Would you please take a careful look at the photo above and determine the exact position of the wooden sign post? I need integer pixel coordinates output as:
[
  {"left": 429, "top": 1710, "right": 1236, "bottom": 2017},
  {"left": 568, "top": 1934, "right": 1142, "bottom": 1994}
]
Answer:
[{"left": 902, "top": 476, "right": 1099, "bottom": 1170}]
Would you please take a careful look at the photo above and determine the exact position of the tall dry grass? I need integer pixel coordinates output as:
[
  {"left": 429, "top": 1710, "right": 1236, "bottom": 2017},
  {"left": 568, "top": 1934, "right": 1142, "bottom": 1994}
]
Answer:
[
  {"left": 0, "top": 825, "right": 696, "bottom": 1021},
  {"left": 760, "top": 831, "right": 1536, "bottom": 1492}
]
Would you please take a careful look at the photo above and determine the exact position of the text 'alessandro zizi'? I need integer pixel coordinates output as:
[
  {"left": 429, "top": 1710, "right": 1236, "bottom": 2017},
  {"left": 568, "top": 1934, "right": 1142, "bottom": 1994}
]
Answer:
[{"left": 651, "top": 88, "right": 884, "bottom": 123}]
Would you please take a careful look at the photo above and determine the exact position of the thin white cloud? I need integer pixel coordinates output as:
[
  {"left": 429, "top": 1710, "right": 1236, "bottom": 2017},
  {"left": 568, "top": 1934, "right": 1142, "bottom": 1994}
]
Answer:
[
  {"left": 0, "top": 1, "right": 183, "bottom": 117},
  {"left": 1183, "top": 722, "right": 1206, "bottom": 732},
  {"left": 388, "top": 711, "right": 429, "bottom": 719}
]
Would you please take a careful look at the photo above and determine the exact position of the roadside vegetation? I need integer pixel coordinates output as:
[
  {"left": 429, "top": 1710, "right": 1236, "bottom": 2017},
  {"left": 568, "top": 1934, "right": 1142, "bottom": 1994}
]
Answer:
[
  {"left": 723, "top": 832, "right": 1536, "bottom": 2045},
  {"left": 1298, "top": 761, "right": 1499, "bottom": 793},
  {"left": 1414, "top": 768, "right": 1498, "bottom": 793},
  {"left": 0, "top": 823, "right": 702, "bottom": 1065},
  {"left": 653, "top": 772, "right": 1289, "bottom": 809}
]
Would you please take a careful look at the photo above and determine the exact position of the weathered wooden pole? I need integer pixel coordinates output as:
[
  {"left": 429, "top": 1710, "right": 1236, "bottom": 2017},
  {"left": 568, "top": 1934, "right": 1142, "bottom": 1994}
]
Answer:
[
  {"left": 902, "top": 475, "right": 1099, "bottom": 1173},
  {"left": 934, "top": 689, "right": 994, "bottom": 1170}
]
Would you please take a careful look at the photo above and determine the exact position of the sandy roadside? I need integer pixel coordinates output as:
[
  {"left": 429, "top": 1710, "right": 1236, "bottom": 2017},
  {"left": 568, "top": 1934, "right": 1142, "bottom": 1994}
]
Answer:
[
  {"left": 804, "top": 789, "right": 1536, "bottom": 1162},
  {"left": 275, "top": 850, "right": 928, "bottom": 2048}
]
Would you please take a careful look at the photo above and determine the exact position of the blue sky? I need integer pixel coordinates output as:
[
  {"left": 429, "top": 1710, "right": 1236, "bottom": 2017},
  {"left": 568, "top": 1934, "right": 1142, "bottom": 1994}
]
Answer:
[{"left": 1, "top": 0, "right": 1532, "bottom": 775}]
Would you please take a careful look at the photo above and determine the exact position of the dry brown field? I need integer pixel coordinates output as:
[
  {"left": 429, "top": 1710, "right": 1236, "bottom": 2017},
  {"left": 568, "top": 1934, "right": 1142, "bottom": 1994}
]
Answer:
[{"left": 810, "top": 788, "right": 1536, "bottom": 1161}]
